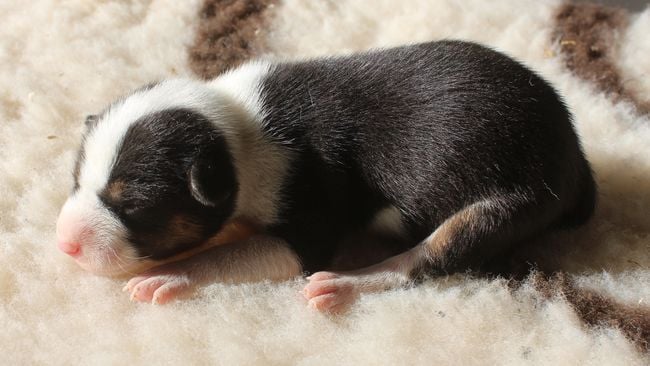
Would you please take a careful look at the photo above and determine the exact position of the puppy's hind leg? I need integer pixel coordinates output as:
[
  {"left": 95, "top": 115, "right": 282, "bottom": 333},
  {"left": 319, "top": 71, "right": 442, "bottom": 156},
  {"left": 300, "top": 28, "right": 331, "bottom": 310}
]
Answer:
[{"left": 303, "top": 191, "right": 560, "bottom": 312}]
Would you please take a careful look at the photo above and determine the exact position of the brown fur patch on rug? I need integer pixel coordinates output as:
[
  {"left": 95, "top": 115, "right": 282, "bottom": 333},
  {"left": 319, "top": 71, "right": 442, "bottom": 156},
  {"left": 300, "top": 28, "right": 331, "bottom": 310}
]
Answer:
[
  {"left": 529, "top": 272, "right": 650, "bottom": 352},
  {"left": 554, "top": 3, "right": 649, "bottom": 114},
  {"left": 189, "top": 0, "right": 276, "bottom": 79}
]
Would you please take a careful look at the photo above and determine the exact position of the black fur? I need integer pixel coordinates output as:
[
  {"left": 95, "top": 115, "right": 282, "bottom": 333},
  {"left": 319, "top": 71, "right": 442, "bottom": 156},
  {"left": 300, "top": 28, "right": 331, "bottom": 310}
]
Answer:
[
  {"left": 257, "top": 41, "right": 595, "bottom": 271},
  {"left": 86, "top": 40, "right": 595, "bottom": 273},
  {"left": 98, "top": 108, "right": 237, "bottom": 260}
]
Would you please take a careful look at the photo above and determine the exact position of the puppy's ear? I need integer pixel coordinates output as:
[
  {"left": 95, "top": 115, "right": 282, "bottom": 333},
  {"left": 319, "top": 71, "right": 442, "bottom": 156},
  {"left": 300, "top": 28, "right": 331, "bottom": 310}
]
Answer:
[
  {"left": 84, "top": 114, "right": 99, "bottom": 127},
  {"left": 188, "top": 140, "right": 237, "bottom": 208}
]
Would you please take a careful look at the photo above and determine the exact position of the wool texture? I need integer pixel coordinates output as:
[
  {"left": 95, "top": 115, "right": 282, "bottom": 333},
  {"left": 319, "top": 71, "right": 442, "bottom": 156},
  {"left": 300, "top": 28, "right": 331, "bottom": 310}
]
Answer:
[{"left": 1, "top": 0, "right": 649, "bottom": 364}]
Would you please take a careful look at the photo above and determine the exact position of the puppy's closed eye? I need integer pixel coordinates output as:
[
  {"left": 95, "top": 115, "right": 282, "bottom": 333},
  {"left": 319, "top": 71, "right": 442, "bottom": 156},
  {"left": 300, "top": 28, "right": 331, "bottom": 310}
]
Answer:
[
  {"left": 123, "top": 205, "right": 145, "bottom": 217},
  {"left": 121, "top": 205, "right": 160, "bottom": 224}
]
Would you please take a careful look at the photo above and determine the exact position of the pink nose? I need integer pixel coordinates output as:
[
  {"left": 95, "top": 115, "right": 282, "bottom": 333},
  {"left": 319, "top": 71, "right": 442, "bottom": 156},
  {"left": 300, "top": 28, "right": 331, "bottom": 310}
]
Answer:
[{"left": 58, "top": 241, "right": 81, "bottom": 257}]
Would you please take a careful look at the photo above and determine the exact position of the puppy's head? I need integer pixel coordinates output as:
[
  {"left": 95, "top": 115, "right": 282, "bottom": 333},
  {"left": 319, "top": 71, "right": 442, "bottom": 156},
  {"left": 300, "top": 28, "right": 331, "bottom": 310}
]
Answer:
[{"left": 56, "top": 80, "right": 239, "bottom": 275}]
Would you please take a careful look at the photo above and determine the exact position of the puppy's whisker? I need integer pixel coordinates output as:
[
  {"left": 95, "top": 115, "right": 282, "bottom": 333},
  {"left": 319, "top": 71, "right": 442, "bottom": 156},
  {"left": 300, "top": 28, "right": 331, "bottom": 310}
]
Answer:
[
  {"left": 120, "top": 253, "right": 152, "bottom": 261},
  {"left": 106, "top": 246, "right": 142, "bottom": 276}
]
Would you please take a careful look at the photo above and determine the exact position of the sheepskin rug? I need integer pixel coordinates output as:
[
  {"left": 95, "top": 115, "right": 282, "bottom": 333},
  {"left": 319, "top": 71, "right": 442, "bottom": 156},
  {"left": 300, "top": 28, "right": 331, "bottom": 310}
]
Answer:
[{"left": 1, "top": 0, "right": 649, "bottom": 364}]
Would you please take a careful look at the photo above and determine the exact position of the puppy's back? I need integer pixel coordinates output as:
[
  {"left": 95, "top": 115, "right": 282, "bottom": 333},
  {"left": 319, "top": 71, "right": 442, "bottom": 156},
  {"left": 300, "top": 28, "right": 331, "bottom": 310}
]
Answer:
[{"left": 259, "top": 41, "right": 593, "bottom": 232}]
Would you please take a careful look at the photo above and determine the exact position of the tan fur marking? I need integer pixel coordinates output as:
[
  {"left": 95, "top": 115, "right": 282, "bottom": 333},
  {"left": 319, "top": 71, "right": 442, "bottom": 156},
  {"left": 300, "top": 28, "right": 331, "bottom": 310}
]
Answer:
[
  {"left": 153, "top": 218, "right": 260, "bottom": 266},
  {"left": 166, "top": 214, "right": 206, "bottom": 246},
  {"left": 211, "top": 218, "right": 260, "bottom": 246},
  {"left": 106, "top": 180, "right": 126, "bottom": 201},
  {"left": 423, "top": 205, "right": 479, "bottom": 260}
]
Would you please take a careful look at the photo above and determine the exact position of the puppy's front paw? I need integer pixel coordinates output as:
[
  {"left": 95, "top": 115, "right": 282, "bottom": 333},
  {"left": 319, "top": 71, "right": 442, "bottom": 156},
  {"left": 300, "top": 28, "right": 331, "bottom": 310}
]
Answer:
[
  {"left": 123, "top": 259, "right": 203, "bottom": 304},
  {"left": 123, "top": 273, "right": 191, "bottom": 304}
]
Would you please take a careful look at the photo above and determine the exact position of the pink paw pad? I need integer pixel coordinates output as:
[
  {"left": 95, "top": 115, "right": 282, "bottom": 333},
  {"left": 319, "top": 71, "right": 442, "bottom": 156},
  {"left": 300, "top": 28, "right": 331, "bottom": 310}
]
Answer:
[
  {"left": 124, "top": 274, "right": 191, "bottom": 305},
  {"left": 303, "top": 272, "right": 357, "bottom": 313}
]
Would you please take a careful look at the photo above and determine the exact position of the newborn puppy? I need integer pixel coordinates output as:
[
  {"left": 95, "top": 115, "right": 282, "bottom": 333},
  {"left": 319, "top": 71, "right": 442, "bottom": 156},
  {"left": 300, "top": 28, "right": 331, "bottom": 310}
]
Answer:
[{"left": 56, "top": 41, "right": 595, "bottom": 311}]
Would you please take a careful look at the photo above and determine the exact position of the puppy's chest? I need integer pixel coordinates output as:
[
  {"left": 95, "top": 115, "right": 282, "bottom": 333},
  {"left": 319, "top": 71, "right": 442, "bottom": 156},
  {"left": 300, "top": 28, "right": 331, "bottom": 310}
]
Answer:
[{"left": 276, "top": 163, "right": 383, "bottom": 230}]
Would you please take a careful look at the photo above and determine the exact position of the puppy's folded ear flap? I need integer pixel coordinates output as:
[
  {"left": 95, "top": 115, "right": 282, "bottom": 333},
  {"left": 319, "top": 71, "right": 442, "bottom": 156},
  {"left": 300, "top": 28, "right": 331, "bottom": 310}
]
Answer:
[{"left": 188, "top": 141, "right": 237, "bottom": 208}]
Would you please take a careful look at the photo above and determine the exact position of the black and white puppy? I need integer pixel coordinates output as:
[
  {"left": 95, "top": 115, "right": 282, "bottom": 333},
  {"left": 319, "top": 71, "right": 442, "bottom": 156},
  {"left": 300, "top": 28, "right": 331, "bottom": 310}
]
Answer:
[{"left": 56, "top": 41, "right": 595, "bottom": 311}]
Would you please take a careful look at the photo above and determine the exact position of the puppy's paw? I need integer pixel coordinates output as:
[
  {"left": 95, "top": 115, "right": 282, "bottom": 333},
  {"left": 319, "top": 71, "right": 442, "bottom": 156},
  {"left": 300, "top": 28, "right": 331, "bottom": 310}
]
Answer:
[
  {"left": 123, "top": 259, "right": 205, "bottom": 304},
  {"left": 123, "top": 273, "right": 192, "bottom": 304},
  {"left": 302, "top": 272, "right": 358, "bottom": 313}
]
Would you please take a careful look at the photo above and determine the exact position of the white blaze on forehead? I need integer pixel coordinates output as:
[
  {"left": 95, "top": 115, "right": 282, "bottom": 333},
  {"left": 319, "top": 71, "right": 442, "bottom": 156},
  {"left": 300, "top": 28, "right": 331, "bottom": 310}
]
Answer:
[{"left": 78, "top": 79, "right": 224, "bottom": 195}]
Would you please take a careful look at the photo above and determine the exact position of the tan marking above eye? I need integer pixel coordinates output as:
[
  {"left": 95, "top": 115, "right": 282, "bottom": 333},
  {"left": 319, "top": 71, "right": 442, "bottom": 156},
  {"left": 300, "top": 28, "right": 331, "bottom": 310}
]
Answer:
[{"left": 107, "top": 180, "right": 126, "bottom": 201}]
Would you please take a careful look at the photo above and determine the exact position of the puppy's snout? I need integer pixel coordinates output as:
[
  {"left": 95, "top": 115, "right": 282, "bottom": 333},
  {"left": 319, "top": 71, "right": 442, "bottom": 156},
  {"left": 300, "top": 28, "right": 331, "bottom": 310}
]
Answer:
[
  {"left": 56, "top": 196, "right": 138, "bottom": 275},
  {"left": 56, "top": 200, "right": 93, "bottom": 257},
  {"left": 57, "top": 240, "right": 81, "bottom": 257}
]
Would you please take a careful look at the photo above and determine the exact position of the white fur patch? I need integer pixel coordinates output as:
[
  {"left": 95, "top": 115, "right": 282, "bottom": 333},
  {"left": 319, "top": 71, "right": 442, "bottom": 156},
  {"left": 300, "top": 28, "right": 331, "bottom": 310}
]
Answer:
[
  {"left": 58, "top": 190, "right": 139, "bottom": 275},
  {"left": 209, "top": 61, "right": 272, "bottom": 123},
  {"left": 209, "top": 61, "right": 294, "bottom": 225},
  {"left": 213, "top": 235, "right": 303, "bottom": 283}
]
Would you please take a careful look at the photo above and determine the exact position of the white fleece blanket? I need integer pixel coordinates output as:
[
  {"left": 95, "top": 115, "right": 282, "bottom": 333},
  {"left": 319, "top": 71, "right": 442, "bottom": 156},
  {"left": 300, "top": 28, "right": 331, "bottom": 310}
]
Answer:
[{"left": 1, "top": 0, "right": 648, "bottom": 364}]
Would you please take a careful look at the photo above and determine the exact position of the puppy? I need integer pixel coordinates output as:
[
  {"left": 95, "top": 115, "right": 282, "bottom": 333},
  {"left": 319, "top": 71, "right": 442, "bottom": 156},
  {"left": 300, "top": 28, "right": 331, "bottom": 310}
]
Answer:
[{"left": 56, "top": 41, "right": 595, "bottom": 311}]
